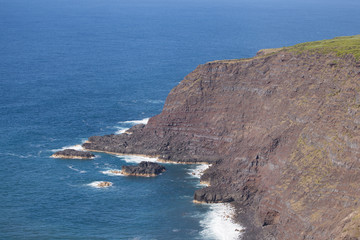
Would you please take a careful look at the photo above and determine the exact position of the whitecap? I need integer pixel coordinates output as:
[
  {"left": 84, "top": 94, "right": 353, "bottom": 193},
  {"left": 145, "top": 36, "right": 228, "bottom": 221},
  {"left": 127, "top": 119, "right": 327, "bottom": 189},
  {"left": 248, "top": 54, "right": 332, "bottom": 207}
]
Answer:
[
  {"left": 120, "top": 118, "right": 150, "bottom": 125},
  {"left": 199, "top": 203, "right": 244, "bottom": 240},
  {"left": 67, "top": 165, "right": 87, "bottom": 174},
  {"left": 101, "top": 169, "right": 124, "bottom": 176},
  {"left": 116, "top": 155, "right": 158, "bottom": 163}
]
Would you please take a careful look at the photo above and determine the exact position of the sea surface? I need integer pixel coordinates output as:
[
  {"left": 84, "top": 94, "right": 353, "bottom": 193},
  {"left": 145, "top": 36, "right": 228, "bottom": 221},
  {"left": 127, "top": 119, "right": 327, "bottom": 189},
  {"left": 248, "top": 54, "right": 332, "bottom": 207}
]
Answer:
[{"left": 1, "top": 0, "right": 360, "bottom": 239}]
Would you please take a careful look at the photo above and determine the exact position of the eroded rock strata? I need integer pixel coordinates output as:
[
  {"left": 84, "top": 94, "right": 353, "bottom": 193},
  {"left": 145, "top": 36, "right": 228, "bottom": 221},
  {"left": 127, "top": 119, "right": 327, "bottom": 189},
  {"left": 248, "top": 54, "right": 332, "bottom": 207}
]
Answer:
[
  {"left": 121, "top": 161, "right": 166, "bottom": 177},
  {"left": 51, "top": 149, "right": 95, "bottom": 159},
  {"left": 84, "top": 36, "right": 360, "bottom": 239}
]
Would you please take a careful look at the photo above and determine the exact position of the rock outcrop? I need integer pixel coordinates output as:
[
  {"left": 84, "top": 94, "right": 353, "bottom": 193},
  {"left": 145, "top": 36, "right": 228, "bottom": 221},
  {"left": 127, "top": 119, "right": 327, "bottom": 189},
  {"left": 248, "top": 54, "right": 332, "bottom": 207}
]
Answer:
[
  {"left": 97, "top": 181, "right": 112, "bottom": 188},
  {"left": 83, "top": 35, "right": 360, "bottom": 239},
  {"left": 121, "top": 161, "right": 166, "bottom": 177},
  {"left": 51, "top": 149, "right": 95, "bottom": 159}
]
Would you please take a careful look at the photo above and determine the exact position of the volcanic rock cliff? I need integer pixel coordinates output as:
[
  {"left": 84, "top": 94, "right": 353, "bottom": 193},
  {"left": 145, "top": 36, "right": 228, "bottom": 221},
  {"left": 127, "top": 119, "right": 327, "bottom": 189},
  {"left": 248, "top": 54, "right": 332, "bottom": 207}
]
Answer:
[{"left": 83, "top": 35, "right": 360, "bottom": 239}]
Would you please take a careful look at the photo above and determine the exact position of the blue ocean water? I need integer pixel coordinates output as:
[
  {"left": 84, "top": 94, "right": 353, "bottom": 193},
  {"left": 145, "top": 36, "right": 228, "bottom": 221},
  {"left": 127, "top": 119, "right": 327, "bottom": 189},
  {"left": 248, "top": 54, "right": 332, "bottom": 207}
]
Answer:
[{"left": 1, "top": 0, "right": 360, "bottom": 239}]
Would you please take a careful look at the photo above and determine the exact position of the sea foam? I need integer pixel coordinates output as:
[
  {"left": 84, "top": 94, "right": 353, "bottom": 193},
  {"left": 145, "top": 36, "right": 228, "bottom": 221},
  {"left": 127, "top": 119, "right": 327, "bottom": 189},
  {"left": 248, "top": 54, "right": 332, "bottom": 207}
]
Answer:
[
  {"left": 101, "top": 169, "right": 123, "bottom": 176},
  {"left": 115, "top": 127, "right": 128, "bottom": 134},
  {"left": 200, "top": 203, "right": 243, "bottom": 240},
  {"left": 189, "top": 164, "right": 244, "bottom": 239},
  {"left": 116, "top": 155, "right": 158, "bottom": 163},
  {"left": 121, "top": 118, "right": 150, "bottom": 125},
  {"left": 188, "top": 164, "right": 211, "bottom": 179},
  {"left": 87, "top": 181, "right": 113, "bottom": 188},
  {"left": 51, "top": 139, "right": 87, "bottom": 152},
  {"left": 114, "top": 117, "right": 150, "bottom": 134}
]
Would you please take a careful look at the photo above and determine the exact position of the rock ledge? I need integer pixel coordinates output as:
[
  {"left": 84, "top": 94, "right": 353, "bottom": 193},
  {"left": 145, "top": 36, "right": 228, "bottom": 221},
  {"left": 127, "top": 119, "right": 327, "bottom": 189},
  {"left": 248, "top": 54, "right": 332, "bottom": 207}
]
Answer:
[{"left": 51, "top": 149, "right": 95, "bottom": 159}]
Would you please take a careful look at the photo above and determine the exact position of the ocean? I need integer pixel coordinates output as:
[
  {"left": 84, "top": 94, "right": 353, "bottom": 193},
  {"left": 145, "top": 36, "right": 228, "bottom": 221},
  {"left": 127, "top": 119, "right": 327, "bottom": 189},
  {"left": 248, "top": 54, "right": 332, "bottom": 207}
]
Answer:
[{"left": 1, "top": 0, "right": 359, "bottom": 239}]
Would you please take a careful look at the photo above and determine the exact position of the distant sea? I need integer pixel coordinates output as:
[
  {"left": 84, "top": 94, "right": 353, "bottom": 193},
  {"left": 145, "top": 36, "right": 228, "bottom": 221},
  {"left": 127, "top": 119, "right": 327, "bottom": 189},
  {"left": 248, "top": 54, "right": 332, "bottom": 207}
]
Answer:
[{"left": 1, "top": 0, "right": 359, "bottom": 239}]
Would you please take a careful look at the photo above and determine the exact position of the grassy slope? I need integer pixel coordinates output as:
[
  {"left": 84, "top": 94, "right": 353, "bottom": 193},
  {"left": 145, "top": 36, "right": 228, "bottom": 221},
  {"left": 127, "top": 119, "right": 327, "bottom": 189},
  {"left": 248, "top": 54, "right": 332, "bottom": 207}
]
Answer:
[
  {"left": 210, "top": 35, "right": 360, "bottom": 64},
  {"left": 286, "top": 35, "right": 360, "bottom": 60}
]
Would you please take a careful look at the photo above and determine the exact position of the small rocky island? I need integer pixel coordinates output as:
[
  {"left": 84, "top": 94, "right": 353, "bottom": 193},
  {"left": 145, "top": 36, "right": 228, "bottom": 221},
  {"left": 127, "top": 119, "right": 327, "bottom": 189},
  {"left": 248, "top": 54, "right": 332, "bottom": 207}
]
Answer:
[
  {"left": 51, "top": 149, "right": 95, "bottom": 159},
  {"left": 121, "top": 161, "right": 166, "bottom": 177}
]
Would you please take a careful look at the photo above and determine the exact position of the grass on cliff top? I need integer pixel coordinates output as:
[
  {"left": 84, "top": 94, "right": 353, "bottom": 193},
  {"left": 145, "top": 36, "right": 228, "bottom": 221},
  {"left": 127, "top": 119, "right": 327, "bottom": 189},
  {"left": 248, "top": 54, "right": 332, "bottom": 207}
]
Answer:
[
  {"left": 208, "top": 35, "right": 360, "bottom": 64},
  {"left": 286, "top": 35, "right": 360, "bottom": 60}
]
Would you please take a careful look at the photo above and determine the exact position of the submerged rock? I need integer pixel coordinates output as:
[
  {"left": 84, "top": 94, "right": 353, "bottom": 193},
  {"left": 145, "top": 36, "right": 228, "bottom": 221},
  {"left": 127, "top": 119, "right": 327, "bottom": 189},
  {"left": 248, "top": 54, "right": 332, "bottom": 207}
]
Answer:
[
  {"left": 51, "top": 149, "right": 95, "bottom": 159},
  {"left": 121, "top": 161, "right": 166, "bottom": 177}
]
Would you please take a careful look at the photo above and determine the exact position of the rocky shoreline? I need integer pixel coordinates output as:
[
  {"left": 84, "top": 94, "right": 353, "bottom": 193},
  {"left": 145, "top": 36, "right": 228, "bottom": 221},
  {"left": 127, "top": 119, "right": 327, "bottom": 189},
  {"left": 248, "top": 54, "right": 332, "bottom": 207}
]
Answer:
[{"left": 83, "top": 36, "right": 360, "bottom": 239}]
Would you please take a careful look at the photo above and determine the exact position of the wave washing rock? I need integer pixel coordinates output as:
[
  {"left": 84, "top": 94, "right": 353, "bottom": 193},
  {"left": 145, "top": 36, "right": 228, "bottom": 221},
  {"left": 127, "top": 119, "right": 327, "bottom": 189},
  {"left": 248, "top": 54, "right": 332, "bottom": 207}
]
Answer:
[
  {"left": 51, "top": 149, "right": 95, "bottom": 159},
  {"left": 121, "top": 161, "right": 166, "bottom": 177},
  {"left": 96, "top": 181, "right": 112, "bottom": 188},
  {"left": 83, "top": 35, "right": 360, "bottom": 239}
]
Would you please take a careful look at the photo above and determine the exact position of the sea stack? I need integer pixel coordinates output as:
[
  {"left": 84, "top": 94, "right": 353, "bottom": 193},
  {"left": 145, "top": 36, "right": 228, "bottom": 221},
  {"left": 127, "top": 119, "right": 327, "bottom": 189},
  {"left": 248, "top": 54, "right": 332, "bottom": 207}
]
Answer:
[
  {"left": 83, "top": 35, "right": 360, "bottom": 239},
  {"left": 121, "top": 161, "right": 166, "bottom": 177},
  {"left": 51, "top": 149, "right": 95, "bottom": 159}
]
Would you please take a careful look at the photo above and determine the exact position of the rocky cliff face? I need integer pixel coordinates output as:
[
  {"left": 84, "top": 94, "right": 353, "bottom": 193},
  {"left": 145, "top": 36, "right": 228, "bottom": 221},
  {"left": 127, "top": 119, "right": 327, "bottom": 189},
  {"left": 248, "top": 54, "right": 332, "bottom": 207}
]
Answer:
[{"left": 83, "top": 36, "right": 360, "bottom": 239}]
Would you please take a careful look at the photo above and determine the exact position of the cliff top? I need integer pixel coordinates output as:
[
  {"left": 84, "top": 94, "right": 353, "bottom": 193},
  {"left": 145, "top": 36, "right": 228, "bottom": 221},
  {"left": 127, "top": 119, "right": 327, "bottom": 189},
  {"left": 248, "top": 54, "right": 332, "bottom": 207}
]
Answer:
[
  {"left": 211, "top": 34, "right": 360, "bottom": 64},
  {"left": 286, "top": 34, "right": 360, "bottom": 60}
]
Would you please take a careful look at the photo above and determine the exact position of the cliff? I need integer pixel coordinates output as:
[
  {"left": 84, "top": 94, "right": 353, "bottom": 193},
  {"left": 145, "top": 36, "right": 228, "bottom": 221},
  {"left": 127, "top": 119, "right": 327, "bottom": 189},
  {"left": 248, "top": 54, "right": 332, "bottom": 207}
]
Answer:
[{"left": 83, "top": 35, "right": 360, "bottom": 239}]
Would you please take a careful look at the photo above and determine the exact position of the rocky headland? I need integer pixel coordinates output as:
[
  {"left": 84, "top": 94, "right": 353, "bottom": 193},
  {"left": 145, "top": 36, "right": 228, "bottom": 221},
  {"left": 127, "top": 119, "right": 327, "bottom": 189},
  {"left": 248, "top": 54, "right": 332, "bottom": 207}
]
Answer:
[
  {"left": 51, "top": 149, "right": 95, "bottom": 159},
  {"left": 121, "top": 161, "right": 166, "bottom": 177},
  {"left": 83, "top": 35, "right": 360, "bottom": 239}
]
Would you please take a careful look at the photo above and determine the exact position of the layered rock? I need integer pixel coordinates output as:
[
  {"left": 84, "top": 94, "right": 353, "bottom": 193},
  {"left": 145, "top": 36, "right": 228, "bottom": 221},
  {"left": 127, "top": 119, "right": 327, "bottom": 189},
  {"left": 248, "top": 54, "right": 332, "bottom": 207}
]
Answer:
[
  {"left": 51, "top": 149, "right": 95, "bottom": 159},
  {"left": 121, "top": 161, "right": 166, "bottom": 177},
  {"left": 83, "top": 36, "right": 360, "bottom": 239}
]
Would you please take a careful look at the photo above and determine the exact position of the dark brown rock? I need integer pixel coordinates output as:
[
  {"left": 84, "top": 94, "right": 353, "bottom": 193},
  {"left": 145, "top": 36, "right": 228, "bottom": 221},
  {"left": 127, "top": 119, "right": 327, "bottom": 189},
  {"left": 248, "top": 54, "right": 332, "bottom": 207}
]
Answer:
[
  {"left": 193, "top": 186, "right": 234, "bottom": 203},
  {"left": 51, "top": 149, "right": 95, "bottom": 159},
  {"left": 263, "top": 210, "right": 280, "bottom": 226},
  {"left": 121, "top": 161, "right": 166, "bottom": 177}
]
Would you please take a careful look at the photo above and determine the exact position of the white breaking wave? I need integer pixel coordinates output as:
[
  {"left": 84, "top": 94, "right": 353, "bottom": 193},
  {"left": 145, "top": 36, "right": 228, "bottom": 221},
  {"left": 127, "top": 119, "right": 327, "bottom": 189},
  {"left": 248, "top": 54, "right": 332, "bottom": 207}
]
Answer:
[
  {"left": 188, "top": 164, "right": 211, "bottom": 179},
  {"left": 200, "top": 203, "right": 244, "bottom": 240},
  {"left": 114, "top": 117, "right": 150, "bottom": 135},
  {"left": 87, "top": 181, "right": 113, "bottom": 188},
  {"left": 115, "top": 127, "right": 128, "bottom": 135},
  {"left": 51, "top": 139, "right": 88, "bottom": 152},
  {"left": 101, "top": 169, "right": 124, "bottom": 176},
  {"left": 116, "top": 155, "right": 158, "bottom": 163},
  {"left": 121, "top": 118, "right": 150, "bottom": 125},
  {"left": 189, "top": 165, "right": 244, "bottom": 239}
]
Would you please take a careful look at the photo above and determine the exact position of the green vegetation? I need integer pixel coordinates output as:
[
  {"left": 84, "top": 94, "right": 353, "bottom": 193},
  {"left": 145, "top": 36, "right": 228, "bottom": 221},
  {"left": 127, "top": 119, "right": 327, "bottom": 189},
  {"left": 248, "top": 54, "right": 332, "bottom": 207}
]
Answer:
[
  {"left": 286, "top": 35, "right": 360, "bottom": 60},
  {"left": 209, "top": 35, "right": 360, "bottom": 64}
]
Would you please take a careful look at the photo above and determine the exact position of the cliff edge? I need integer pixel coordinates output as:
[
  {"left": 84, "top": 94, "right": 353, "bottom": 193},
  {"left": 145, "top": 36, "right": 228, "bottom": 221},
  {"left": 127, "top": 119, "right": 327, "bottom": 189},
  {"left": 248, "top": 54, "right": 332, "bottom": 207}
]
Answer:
[{"left": 84, "top": 35, "right": 360, "bottom": 239}]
